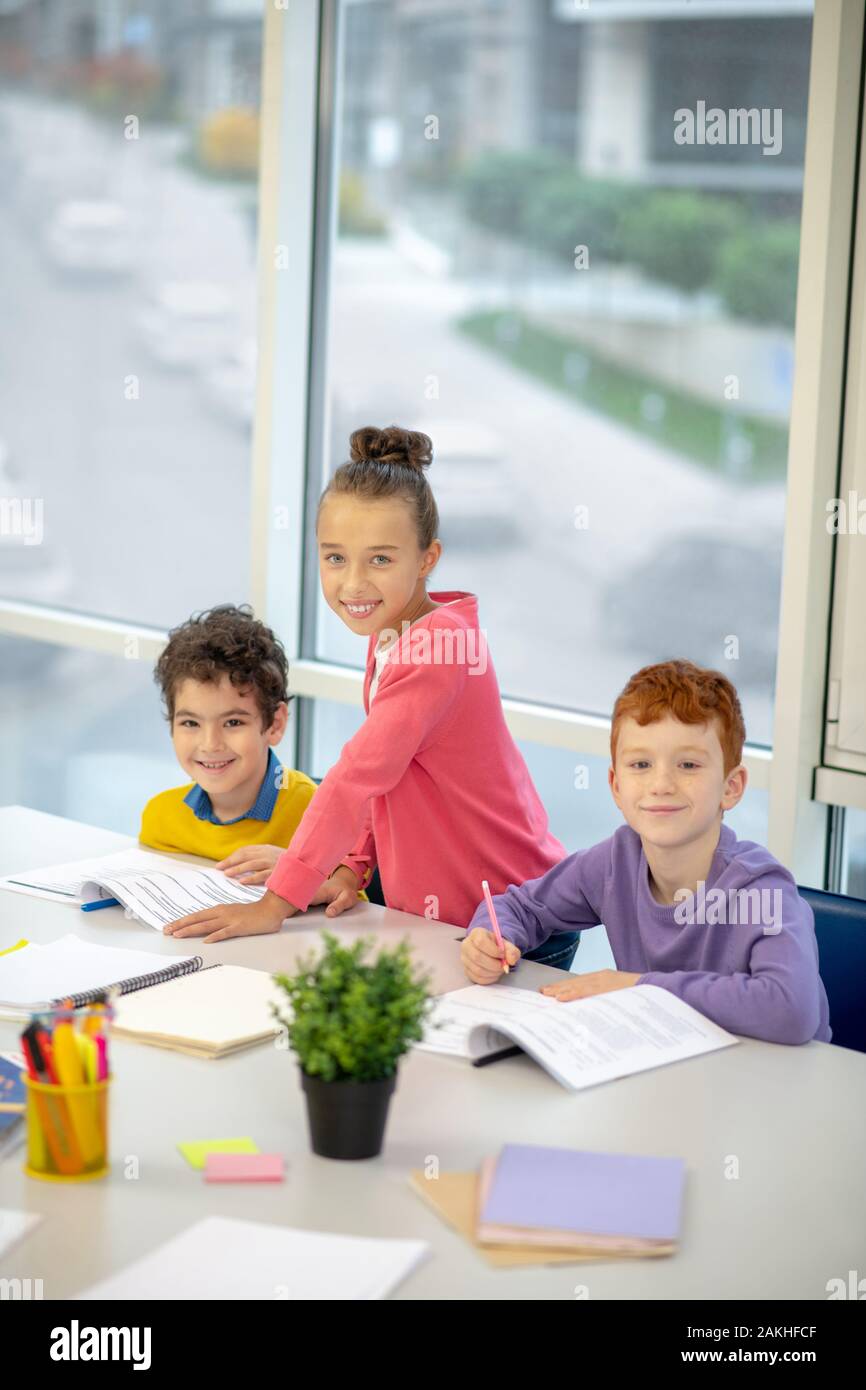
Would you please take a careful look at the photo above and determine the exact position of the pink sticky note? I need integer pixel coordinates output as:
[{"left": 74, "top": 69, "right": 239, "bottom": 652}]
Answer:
[{"left": 204, "top": 1152, "right": 285, "bottom": 1183}]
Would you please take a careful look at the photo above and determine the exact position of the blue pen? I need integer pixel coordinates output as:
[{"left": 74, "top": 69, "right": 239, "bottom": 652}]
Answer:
[{"left": 81, "top": 897, "right": 120, "bottom": 912}]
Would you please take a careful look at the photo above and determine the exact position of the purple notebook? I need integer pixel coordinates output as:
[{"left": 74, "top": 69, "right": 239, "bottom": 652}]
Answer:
[{"left": 480, "top": 1144, "right": 686, "bottom": 1241}]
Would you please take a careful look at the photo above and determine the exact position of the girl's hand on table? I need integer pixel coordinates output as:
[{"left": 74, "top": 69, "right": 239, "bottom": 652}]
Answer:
[
  {"left": 308, "top": 865, "right": 363, "bottom": 918},
  {"left": 164, "top": 890, "right": 296, "bottom": 943}
]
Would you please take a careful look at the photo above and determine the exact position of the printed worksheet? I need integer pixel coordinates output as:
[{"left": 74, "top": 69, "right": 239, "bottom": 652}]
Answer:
[
  {"left": 76, "top": 867, "right": 266, "bottom": 929},
  {"left": 0, "top": 849, "right": 265, "bottom": 928},
  {"left": 417, "top": 984, "right": 738, "bottom": 1091},
  {"left": 0, "top": 848, "right": 179, "bottom": 902}
]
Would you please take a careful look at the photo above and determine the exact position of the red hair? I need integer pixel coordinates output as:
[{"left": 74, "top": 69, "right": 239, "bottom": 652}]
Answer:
[{"left": 611, "top": 660, "right": 746, "bottom": 774}]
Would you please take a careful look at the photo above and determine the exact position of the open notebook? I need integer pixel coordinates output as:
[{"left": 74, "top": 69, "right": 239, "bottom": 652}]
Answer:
[
  {"left": 0, "top": 935, "right": 281, "bottom": 1057},
  {"left": 417, "top": 983, "right": 738, "bottom": 1091},
  {"left": 0, "top": 934, "right": 203, "bottom": 1014}
]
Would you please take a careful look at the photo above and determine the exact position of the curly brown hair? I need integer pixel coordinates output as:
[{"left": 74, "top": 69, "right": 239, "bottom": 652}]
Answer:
[
  {"left": 155, "top": 605, "right": 290, "bottom": 729},
  {"left": 317, "top": 425, "right": 439, "bottom": 549}
]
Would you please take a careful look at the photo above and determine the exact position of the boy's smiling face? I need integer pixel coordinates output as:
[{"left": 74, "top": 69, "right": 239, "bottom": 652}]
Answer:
[
  {"left": 609, "top": 714, "right": 746, "bottom": 852},
  {"left": 171, "top": 675, "right": 287, "bottom": 817},
  {"left": 318, "top": 495, "right": 440, "bottom": 637}
]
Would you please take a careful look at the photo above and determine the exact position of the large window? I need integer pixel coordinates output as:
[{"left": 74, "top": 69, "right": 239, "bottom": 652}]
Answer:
[
  {"left": 0, "top": 2, "right": 262, "bottom": 626},
  {"left": 0, "top": 1, "right": 862, "bottom": 899},
  {"left": 311, "top": 0, "right": 814, "bottom": 750},
  {"left": 0, "top": 634, "right": 172, "bottom": 834}
]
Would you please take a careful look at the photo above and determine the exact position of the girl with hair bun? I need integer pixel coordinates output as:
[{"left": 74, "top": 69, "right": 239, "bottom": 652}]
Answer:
[{"left": 167, "top": 424, "right": 574, "bottom": 962}]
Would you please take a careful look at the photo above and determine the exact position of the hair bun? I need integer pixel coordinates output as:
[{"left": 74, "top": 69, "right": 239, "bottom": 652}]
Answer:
[{"left": 349, "top": 425, "right": 432, "bottom": 472}]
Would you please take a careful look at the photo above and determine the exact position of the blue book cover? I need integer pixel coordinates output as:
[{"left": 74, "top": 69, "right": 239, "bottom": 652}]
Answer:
[
  {"left": 481, "top": 1144, "right": 686, "bottom": 1242},
  {"left": 0, "top": 1054, "right": 26, "bottom": 1148}
]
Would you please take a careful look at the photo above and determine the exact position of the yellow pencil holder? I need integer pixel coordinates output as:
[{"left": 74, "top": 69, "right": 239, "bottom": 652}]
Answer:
[{"left": 23, "top": 1073, "right": 111, "bottom": 1182}]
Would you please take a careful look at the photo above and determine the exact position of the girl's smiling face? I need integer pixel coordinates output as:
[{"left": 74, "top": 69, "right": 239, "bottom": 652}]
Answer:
[{"left": 318, "top": 494, "right": 441, "bottom": 637}]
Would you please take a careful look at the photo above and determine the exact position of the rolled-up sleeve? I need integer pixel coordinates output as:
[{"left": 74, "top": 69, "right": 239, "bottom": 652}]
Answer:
[{"left": 266, "top": 642, "right": 467, "bottom": 910}]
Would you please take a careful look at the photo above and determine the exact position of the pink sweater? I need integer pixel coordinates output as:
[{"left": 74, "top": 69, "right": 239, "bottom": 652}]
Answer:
[{"left": 267, "top": 591, "right": 565, "bottom": 927}]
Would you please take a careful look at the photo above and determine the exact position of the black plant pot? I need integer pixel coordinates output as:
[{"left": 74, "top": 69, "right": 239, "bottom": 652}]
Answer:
[{"left": 300, "top": 1069, "right": 397, "bottom": 1160}]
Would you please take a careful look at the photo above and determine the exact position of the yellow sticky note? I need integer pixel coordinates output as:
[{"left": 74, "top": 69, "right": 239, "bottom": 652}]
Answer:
[
  {"left": 0, "top": 939, "right": 29, "bottom": 957},
  {"left": 178, "top": 1138, "right": 260, "bottom": 1171}
]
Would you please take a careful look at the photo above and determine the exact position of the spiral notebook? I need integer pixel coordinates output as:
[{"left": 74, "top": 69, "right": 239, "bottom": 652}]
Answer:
[
  {"left": 0, "top": 933, "right": 207, "bottom": 1016},
  {"left": 110, "top": 964, "right": 284, "bottom": 1059}
]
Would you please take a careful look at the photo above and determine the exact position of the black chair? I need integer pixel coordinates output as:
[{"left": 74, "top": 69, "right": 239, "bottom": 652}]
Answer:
[
  {"left": 364, "top": 867, "right": 386, "bottom": 906},
  {"left": 799, "top": 885, "right": 866, "bottom": 1053}
]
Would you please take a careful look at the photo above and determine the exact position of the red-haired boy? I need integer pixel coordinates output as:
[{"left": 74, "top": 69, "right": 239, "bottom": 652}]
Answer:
[{"left": 462, "top": 660, "right": 830, "bottom": 1044}]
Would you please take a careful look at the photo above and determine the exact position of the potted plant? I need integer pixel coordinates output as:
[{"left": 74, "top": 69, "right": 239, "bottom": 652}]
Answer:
[{"left": 272, "top": 932, "right": 433, "bottom": 1161}]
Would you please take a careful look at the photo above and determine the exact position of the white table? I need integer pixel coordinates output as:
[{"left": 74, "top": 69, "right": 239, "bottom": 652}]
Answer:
[{"left": 0, "top": 806, "right": 864, "bottom": 1300}]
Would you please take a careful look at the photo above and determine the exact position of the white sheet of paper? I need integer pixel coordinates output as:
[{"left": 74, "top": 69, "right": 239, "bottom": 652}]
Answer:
[
  {"left": 418, "top": 984, "right": 738, "bottom": 1090},
  {"left": 78, "top": 1217, "right": 428, "bottom": 1300},
  {"left": 0, "top": 933, "right": 198, "bottom": 1010},
  {"left": 0, "top": 1209, "right": 42, "bottom": 1261}
]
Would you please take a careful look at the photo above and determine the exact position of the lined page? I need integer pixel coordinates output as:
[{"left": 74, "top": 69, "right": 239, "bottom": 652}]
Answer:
[{"left": 78, "top": 867, "right": 265, "bottom": 929}]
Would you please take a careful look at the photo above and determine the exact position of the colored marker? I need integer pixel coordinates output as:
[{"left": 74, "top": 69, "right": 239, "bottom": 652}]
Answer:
[
  {"left": 83, "top": 1001, "right": 107, "bottom": 1036},
  {"left": 81, "top": 897, "right": 120, "bottom": 912},
  {"left": 22, "top": 1025, "right": 81, "bottom": 1174},
  {"left": 78, "top": 1034, "right": 98, "bottom": 1084},
  {"left": 54, "top": 1021, "right": 102, "bottom": 1166}
]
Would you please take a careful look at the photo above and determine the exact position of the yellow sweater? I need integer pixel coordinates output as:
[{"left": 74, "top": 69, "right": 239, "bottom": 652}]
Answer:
[{"left": 139, "top": 767, "right": 317, "bottom": 861}]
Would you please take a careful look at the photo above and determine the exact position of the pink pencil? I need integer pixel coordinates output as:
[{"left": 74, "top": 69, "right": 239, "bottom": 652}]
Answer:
[{"left": 481, "top": 879, "right": 509, "bottom": 974}]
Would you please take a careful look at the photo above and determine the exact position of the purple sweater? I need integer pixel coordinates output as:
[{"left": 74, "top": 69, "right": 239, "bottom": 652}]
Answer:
[{"left": 469, "top": 823, "right": 831, "bottom": 1045}]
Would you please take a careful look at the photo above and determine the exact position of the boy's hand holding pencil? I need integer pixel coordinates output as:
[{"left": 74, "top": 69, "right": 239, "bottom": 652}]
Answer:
[
  {"left": 462, "top": 879, "right": 521, "bottom": 983},
  {"left": 461, "top": 928, "right": 521, "bottom": 984}
]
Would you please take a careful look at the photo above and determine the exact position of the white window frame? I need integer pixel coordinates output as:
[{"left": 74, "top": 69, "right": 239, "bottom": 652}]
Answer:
[
  {"left": 764, "top": 0, "right": 865, "bottom": 883},
  {"left": 0, "top": 0, "right": 863, "bottom": 887},
  {"left": 816, "top": 15, "right": 866, "bottom": 813}
]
